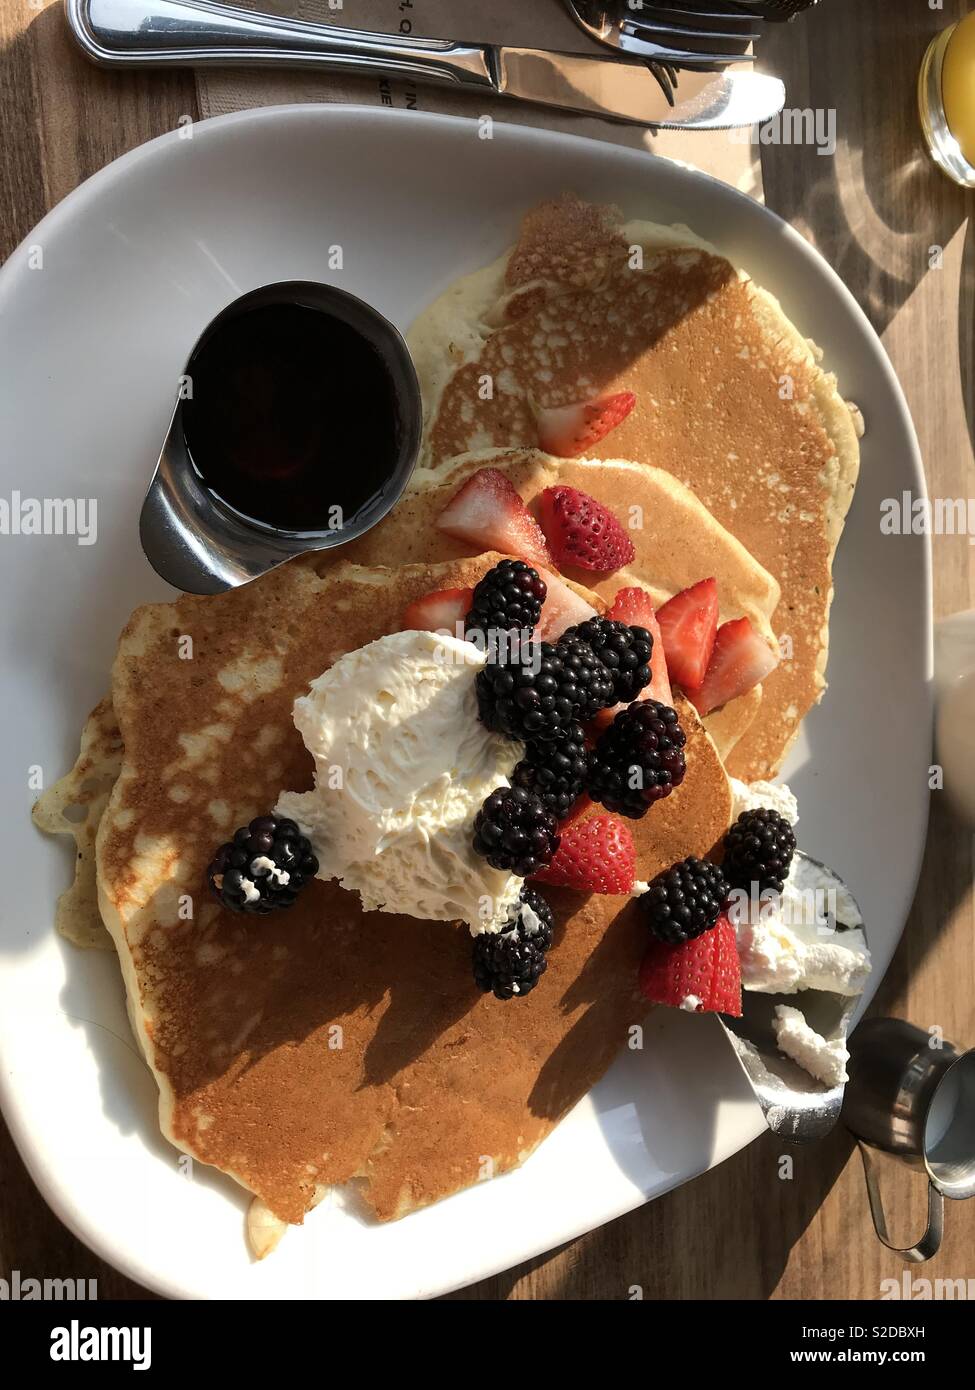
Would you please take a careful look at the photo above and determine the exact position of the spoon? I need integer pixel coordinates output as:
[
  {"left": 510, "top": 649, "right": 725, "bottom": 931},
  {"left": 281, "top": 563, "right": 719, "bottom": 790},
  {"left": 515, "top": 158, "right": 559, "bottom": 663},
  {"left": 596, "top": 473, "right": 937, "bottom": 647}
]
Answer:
[{"left": 717, "top": 850, "right": 867, "bottom": 1143}]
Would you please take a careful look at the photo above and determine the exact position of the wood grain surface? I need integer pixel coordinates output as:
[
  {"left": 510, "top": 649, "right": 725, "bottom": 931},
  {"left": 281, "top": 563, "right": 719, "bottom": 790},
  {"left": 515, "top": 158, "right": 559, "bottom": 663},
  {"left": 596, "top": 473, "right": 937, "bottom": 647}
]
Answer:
[{"left": 1, "top": 0, "right": 973, "bottom": 1300}]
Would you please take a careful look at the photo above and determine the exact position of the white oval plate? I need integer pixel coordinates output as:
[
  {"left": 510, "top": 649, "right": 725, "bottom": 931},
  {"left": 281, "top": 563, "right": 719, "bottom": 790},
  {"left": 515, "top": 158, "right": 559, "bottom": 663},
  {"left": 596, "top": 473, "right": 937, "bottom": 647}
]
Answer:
[{"left": 0, "top": 106, "right": 931, "bottom": 1300}]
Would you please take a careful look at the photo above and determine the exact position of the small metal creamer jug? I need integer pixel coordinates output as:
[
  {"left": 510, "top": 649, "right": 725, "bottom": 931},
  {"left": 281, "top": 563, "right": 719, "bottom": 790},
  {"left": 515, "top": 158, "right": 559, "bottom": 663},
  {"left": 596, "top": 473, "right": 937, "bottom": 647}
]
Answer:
[
  {"left": 843, "top": 1018, "right": 975, "bottom": 1262},
  {"left": 139, "top": 281, "right": 422, "bottom": 595}
]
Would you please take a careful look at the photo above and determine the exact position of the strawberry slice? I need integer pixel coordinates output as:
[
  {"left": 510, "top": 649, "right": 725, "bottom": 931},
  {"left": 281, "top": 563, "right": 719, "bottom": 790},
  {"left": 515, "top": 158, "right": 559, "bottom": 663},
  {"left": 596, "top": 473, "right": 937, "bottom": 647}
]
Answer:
[
  {"left": 537, "top": 485, "right": 635, "bottom": 572},
  {"left": 657, "top": 579, "right": 719, "bottom": 691},
  {"left": 402, "top": 587, "right": 473, "bottom": 637},
  {"left": 689, "top": 617, "right": 779, "bottom": 717},
  {"left": 436, "top": 468, "right": 552, "bottom": 571},
  {"left": 536, "top": 567, "right": 598, "bottom": 642},
  {"left": 532, "top": 814, "right": 635, "bottom": 894},
  {"left": 606, "top": 586, "right": 673, "bottom": 706},
  {"left": 638, "top": 913, "right": 742, "bottom": 1016},
  {"left": 536, "top": 391, "right": 637, "bottom": 459}
]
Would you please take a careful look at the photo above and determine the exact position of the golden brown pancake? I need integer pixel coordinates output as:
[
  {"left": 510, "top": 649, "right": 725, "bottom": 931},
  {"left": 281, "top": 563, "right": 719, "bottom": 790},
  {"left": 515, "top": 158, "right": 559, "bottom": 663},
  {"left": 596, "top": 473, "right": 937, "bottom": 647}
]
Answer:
[
  {"left": 31, "top": 697, "right": 121, "bottom": 950},
  {"left": 409, "top": 195, "right": 861, "bottom": 779},
  {"left": 91, "top": 553, "right": 731, "bottom": 1228},
  {"left": 337, "top": 448, "right": 780, "bottom": 761}
]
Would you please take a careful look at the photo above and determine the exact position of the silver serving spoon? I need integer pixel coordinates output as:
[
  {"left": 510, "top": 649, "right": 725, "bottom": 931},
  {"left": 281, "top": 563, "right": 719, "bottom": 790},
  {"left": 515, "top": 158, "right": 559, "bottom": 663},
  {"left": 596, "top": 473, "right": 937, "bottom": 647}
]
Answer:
[{"left": 717, "top": 850, "right": 867, "bottom": 1143}]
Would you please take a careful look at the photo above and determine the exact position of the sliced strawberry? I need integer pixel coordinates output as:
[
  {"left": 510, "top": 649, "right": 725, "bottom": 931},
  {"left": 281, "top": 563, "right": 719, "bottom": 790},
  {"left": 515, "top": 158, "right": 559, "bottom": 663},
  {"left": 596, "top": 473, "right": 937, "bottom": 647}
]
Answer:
[
  {"left": 689, "top": 617, "right": 779, "bottom": 717},
  {"left": 657, "top": 579, "right": 719, "bottom": 691},
  {"left": 606, "top": 586, "right": 673, "bottom": 706},
  {"left": 638, "top": 913, "right": 742, "bottom": 1016},
  {"left": 537, "top": 485, "right": 635, "bottom": 572},
  {"left": 536, "top": 391, "right": 637, "bottom": 459},
  {"left": 436, "top": 468, "right": 552, "bottom": 571},
  {"left": 532, "top": 814, "right": 635, "bottom": 894},
  {"left": 402, "top": 586, "right": 473, "bottom": 637},
  {"left": 535, "top": 567, "right": 598, "bottom": 642}
]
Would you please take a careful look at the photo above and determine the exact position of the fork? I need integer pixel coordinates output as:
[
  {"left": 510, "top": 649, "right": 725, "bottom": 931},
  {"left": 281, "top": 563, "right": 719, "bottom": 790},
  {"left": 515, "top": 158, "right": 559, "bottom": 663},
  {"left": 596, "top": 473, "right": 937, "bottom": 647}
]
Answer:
[
  {"left": 564, "top": 1, "right": 759, "bottom": 107},
  {"left": 737, "top": 1, "right": 821, "bottom": 17},
  {"left": 564, "top": 1, "right": 760, "bottom": 65},
  {"left": 605, "top": 0, "right": 820, "bottom": 19}
]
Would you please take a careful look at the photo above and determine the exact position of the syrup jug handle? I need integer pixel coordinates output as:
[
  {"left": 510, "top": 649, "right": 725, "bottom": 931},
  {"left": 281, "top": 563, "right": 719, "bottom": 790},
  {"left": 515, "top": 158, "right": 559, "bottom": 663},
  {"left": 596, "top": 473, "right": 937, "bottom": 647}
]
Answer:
[{"left": 857, "top": 1142, "right": 944, "bottom": 1263}]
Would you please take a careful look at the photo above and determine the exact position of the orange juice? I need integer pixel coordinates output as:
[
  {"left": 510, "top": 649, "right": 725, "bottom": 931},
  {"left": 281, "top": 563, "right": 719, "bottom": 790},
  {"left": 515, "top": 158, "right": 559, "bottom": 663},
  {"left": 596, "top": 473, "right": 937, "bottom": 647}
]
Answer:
[
  {"left": 942, "top": 13, "right": 975, "bottom": 166},
  {"left": 919, "top": 16, "right": 975, "bottom": 187}
]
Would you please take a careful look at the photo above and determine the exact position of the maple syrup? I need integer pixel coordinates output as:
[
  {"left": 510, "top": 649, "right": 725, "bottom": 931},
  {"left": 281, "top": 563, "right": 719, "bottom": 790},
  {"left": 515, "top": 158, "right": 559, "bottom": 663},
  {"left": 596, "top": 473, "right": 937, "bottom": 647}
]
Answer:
[{"left": 182, "top": 293, "right": 406, "bottom": 534}]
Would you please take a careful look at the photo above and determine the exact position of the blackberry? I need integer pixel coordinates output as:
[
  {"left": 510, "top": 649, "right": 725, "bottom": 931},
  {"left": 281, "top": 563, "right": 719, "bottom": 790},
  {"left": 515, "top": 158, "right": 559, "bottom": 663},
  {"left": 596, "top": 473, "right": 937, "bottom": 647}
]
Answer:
[
  {"left": 722, "top": 808, "right": 797, "bottom": 894},
  {"left": 472, "top": 786, "right": 560, "bottom": 877},
  {"left": 554, "top": 634, "right": 615, "bottom": 720},
  {"left": 563, "top": 616, "right": 653, "bottom": 704},
  {"left": 514, "top": 886, "right": 556, "bottom": 952},
  {"left": 207, "top": 815, "right": 319, "bottom": 915},
  {"left": 587, "top": 700, "right": 687, "bottom": 819},
  {"left": 465, "top": 559, "right": 546, "bottom": 642},
  {"left": 476, "top": 638, "right": 599, "bottom": 744},
  {"left": 642, "top": 857, "right": 729, "bottom": 945},
  {"left": 472, "top": 932, "right": 547, "bottom": 1000},
  {"left": 472, "top": 887, "right": 555, "bottom": 999},
  {"left": 512, "top": 723, "right": 589, "bottom": 818}
]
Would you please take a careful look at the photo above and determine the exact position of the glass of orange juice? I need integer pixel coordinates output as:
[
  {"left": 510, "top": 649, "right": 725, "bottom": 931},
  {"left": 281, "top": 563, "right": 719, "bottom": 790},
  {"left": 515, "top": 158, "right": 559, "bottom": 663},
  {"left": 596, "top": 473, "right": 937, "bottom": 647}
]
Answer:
[{"left": 919, "top": 13, "right": 975, "bottom": 187}]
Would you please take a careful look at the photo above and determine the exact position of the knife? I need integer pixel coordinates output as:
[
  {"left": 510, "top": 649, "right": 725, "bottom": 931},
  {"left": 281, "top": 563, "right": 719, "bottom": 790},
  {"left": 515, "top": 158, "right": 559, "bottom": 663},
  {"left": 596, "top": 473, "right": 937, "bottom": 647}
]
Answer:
[{"left": 64, "top": 0, "right": 786, "bottom": 130}]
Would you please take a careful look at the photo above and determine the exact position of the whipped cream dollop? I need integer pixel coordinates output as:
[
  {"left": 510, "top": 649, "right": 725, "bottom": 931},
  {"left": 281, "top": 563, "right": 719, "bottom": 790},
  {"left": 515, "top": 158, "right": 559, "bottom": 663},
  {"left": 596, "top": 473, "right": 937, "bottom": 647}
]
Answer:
[
  {"left": 773, "top": 1005, "right": 850, "bottom": 1089},
  {"left": 276, "top": 629, "right": 523, "bottom": 933},
  {"left": 730, "top": 776, "right": 799, "bottom": 828},
  {"left": 728, "top": 779, "right": 870, "bottom": 1087},
  {"left": 730, "top": 855, "right": 870, "bottom": 997}
]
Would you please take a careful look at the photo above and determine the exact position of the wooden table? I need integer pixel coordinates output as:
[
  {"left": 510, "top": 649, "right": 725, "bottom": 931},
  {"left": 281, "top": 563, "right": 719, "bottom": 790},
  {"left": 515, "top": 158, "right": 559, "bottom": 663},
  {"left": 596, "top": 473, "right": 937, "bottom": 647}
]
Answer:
[{"left": 1, "top": 0, "right": 973, "bottom": 1301}]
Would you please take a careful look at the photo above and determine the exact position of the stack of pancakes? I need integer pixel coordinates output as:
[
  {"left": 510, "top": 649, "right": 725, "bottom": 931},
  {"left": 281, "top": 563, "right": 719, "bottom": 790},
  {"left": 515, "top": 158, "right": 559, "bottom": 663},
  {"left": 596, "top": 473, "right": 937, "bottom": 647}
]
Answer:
[
  {"left": 409, "top": 195, "right": 860, "bottom": 779},
  {"left": 34, "top": 196, "right": 860, "bottom": 1253}
]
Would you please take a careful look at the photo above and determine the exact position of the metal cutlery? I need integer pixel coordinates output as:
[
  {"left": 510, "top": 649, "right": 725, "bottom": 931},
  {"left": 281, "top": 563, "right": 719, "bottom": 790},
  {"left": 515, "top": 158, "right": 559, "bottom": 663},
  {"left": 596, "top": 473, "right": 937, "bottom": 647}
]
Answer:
[
  {"left": 740, "top": 0, "right": 820, "bottom": 17},
  {"left": 625, "top": 0, "right": 819, "bottom": 16},
  {"left": 565, "top": 1, "right": 760, "bottom": 66},
  {"left": 65, "top": 0, "right": 786, "bottom": 130},
  {"left": 717, "top": 852, "right": 867, "bottom": 1144},
  {"left": 564, "top": 0, "right": 820, "bottom": 69}
]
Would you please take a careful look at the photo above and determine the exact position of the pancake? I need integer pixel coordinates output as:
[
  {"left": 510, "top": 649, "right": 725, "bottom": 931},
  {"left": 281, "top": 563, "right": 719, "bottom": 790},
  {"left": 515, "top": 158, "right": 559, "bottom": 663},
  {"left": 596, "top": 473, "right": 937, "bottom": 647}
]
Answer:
[
  {"left": 89, "top": 553, "right": 731, "bottom": 1233},
  {"left": 333, "top": 448, "right": 780, "bottom": 761},
  {"left": 31, "top": 697, "right": 121, "bottom": 950},
  {"left": 408, "top": 195, "right": 861, "bottom": 779}
]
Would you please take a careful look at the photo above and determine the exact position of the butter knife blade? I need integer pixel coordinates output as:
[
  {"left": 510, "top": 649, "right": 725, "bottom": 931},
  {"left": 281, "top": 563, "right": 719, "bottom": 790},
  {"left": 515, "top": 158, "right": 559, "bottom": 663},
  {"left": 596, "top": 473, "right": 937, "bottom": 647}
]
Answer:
[{"left": 495, "top": 50, "right": 785, "bottom": 130}]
